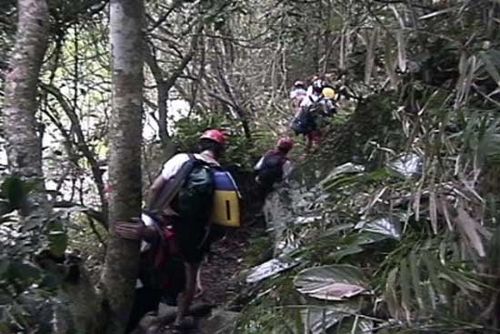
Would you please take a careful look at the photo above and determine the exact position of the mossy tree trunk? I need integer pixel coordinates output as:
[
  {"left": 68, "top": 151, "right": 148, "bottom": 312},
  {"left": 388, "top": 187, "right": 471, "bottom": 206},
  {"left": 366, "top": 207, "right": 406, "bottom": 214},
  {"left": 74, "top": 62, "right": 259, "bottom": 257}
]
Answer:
[
  {"left": 101, "top": 0, "right": 144, "bottom": 332},
  {"left": 3, "top": 0, "right": 50, "bottom": 216}
]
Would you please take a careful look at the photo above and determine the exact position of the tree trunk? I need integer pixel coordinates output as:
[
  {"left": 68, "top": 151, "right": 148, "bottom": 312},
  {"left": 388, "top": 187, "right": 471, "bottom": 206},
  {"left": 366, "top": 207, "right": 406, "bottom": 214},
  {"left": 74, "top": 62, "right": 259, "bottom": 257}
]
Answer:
[
  {"left": 3, "top": 0, "right": 50, "bottom": 216},
  {"left": 101, "top": 0, "right": 144, "bottom": 332}
]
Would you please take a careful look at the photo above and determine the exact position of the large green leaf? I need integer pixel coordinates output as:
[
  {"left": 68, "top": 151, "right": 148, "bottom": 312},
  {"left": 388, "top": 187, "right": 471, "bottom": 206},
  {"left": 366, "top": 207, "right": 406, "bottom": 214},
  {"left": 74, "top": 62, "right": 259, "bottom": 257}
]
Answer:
[
  {"left": 301, "top": 301, "right": 362, "bottom": 334},
  {"left": 387, "top": 153, "right": 423, "bottom": 179},
  {"left": 352, "top": 231, "right": 388, "bottom": 246},
  {"left": 320, "top": 163, "right": 366, "bottom": 187},
  {"left": 336, "top": 316, "right": 374, "bottom": 334},
  {"left": 294, "top": 265, "right": 369, "bottom": 301},
  {"left": 328, "top": 245, "right": 364, "bottom": 262},
  {"left": 301, "top": 307, "right": 346, "bottom": 334},
  {"left": 356, "top": 217, "right": 402, "bottom": 240},
  {"left": 246, "top": 257, "right": 299, "bottom": 284}
]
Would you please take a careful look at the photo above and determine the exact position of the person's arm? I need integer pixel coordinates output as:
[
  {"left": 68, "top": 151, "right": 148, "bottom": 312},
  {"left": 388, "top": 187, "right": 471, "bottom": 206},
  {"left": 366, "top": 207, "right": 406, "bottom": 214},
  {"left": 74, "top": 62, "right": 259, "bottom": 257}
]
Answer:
[
  {"left": 282, "top": 160, "right": 293, "bottom": 180},
  {"left": 146, "top": 174, "right": 166, "bottom": 209},
  {"left": 254, "top": 156, "right": 265, "bottom": 171},
  {"left": 174, "top": 262, "right": 200, "bottom": 327},
  {"left": 147, "top": 153, "right": 188, "bottom": 209},
  {"left": 114, "top": 218, "right": 157, "bottom": 241},
  {"left": 300, "top": 96, "right": 311, "bottom": 108}
]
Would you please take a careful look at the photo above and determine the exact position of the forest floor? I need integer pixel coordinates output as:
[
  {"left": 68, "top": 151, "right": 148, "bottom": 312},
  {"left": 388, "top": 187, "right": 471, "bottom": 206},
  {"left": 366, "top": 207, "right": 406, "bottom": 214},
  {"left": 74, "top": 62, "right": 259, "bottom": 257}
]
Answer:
[
  {"left": 157, "top": 227, "right": 254, "bottom": 334},
  {"left": 197, "top": 228, "right": 250, "bottom": 307}
]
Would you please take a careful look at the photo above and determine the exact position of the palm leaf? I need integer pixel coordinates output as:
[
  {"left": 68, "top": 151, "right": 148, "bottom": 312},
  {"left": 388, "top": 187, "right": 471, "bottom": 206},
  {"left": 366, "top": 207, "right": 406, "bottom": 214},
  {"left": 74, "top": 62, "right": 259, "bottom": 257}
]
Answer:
[{"left": 294, "top": 265, "right": 368, "bottom": 301}]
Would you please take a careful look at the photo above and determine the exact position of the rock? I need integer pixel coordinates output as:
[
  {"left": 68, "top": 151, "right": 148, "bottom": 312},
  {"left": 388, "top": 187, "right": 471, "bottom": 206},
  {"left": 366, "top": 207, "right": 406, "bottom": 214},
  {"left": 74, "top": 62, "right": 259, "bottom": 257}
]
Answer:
[{"left": 197, "top": 310, "right": 239, "bottom": 334}]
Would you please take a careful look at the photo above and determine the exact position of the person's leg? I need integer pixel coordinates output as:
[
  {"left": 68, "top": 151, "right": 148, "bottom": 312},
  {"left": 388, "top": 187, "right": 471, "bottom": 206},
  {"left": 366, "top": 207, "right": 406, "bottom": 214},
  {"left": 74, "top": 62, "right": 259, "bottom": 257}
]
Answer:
[
  {"left": 195, "top": 264, "right": 204, "bottom": 298},
  {"left": 312, "top": 130, "right": 322, "bottom": 146},
  {"left": 126, "top": 287, "right": 162, "bottom": 333},
  {"left": 305, "top": 129, "right": 320, "bottom": 153},
  {"left": 162, "top": 257, "right": 187, "bottom": 306},
  {"left": 305, "top": 133, "right": 313, "bottom": 153},
  {"left": 175, "top": 262, "right": 200, "bottom": 327}
]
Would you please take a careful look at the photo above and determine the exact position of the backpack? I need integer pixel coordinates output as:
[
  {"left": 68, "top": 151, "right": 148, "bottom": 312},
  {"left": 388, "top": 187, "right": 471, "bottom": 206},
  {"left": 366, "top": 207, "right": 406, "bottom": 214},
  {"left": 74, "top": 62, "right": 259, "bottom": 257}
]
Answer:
[
  {"left": 176, "top": 160, "right": 215, "bottom": 223},
  {"left": 145, "top": 154, "right": 215, "bottom": 252},
  {"left": 137, "top": 213, "right": 181, "bottom": 291},
  {"left": 149, "top": 154, "right": 215, "bottom": 219},
  {"left": 139, "top": 156, "right": 215, "bottom": 290},
  {"left": 151, "top": 154, "right": 242, "bottom": 228},
  {"left": 211, "top": 171, "right": 241, "bottom": 228},
  {"left": 257, "top": 151, "right": 287, "bottom": 185},
  {"left": 291, "top": 107, "right": 316, "bottom": 135}
]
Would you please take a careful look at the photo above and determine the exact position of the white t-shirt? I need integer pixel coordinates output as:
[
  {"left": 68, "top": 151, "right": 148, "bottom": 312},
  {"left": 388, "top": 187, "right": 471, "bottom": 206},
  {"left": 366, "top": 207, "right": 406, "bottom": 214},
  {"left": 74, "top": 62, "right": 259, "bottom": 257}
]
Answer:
[
  {"left": 161, "top": 152, "right": 219, "bottom": 181},
  {"left": 300, "top": 94, "right": 335, "bottom": 112},
  {"left": 157, "top": 152, "right": 219, "bottom": 215},
  {"left": 290, "top": 88, "right": 307, "bottom": 100},
  {"left": 300, "top": 92, "right": 322, "bottom": 108}
]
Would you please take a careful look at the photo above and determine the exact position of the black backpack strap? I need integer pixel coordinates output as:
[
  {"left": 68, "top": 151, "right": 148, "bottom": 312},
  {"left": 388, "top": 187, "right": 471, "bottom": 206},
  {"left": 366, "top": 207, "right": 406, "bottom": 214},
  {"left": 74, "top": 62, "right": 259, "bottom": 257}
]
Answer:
[{"left": 188, "top": 153, "right": 218, "bottom": 169}]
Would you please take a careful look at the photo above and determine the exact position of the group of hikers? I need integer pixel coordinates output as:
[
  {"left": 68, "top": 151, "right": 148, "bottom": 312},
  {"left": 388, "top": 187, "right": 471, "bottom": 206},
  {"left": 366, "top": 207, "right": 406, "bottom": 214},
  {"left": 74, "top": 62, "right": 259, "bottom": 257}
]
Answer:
[
  {"left": 112, "top": 75, "right": 338, "bottom": 333},
  {"left": 289, "top": 75, "right": 339, "bottom": 152}
]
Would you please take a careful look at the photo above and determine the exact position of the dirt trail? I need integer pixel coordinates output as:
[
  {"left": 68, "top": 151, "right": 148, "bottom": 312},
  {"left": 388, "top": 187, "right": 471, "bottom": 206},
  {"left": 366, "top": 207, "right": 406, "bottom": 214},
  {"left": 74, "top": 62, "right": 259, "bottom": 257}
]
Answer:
[
  {"left": 198, "top": 229, "right": 249, "bottom": 307},
  {"left": 156, "top": 229, "right": 251, "bottom": 334}
]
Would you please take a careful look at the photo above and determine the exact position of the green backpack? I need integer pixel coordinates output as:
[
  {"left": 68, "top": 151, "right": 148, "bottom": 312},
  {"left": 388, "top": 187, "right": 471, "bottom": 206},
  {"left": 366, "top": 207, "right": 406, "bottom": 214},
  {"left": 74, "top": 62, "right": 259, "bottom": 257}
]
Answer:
[
  {"left": 149, "top": 154, "right": 215, "bottom": 221},
  {"left": 177, "top": 160, "right": 215, "bottom": 223}
]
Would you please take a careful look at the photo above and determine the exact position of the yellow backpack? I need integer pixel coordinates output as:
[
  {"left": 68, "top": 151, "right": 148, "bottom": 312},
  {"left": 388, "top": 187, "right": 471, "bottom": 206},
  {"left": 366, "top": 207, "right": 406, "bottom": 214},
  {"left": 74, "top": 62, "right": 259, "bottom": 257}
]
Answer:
[{"left": 211, "top": 170, "right": 242, "bottom": 228}]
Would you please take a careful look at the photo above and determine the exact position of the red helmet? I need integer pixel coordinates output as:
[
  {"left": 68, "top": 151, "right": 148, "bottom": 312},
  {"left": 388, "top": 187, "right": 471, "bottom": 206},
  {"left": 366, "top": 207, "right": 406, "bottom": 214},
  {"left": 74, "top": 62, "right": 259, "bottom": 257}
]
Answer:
[
  {"left": 200, "top": 129, "right": 227, "bottom": 145},
  {"left": 277, "top": 137, "right": 294, "bottom": 151}
]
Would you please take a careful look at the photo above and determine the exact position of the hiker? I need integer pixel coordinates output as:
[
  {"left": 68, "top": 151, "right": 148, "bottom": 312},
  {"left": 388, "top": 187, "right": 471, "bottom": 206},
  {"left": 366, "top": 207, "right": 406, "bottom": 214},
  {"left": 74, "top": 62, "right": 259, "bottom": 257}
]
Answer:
[
  {"left": 114, "top": 129, "right": 228, "bottom": 333},
  {"left": 289, "top": 80, "right": 307, "bottom": 109},
  {"left": 316, "top": 86, "right": 338, "bottom": 116},
  {"left": 254, "top": 137, "right": 294, "bottom": 199},
  {"left": 302, "top": 76, "right": 337, "bottom": 109},
  {"left": 304, "top": 77, "right": 325, "bottom": 105},
  {"left": 291, "top": 86, "right": 338, "bottom": 152}
]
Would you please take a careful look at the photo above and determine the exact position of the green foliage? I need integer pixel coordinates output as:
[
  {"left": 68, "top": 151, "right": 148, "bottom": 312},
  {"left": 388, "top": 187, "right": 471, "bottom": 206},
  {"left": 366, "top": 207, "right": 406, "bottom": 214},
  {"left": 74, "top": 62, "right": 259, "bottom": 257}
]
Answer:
[
  {"left": 243, "top": 231, "right": 273, "bottom": 267},
  {"left": 0, "top": 176, "right": 70, "bottom": 332},
  {"left": 239, "top": 46, "right": 500, "bottom": 331},
  {"left": 173, "top": 113, "right": 270, "bottom": 169},
  {"left": 240, "top": 151, "right": 497, "bottom": 332}
]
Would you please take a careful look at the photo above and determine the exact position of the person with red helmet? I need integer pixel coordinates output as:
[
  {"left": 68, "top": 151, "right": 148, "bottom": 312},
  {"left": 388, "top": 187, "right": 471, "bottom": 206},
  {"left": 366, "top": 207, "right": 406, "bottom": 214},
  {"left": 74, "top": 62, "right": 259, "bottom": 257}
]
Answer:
[
  {"left": 254, "top": 137, "right": 294, "bottom": 198},
  {"left": 115, "top": 129, "right": 227, "bottom": 333},
  {"left": 147, "top": 128, "right": 226, "bottom": 215}
]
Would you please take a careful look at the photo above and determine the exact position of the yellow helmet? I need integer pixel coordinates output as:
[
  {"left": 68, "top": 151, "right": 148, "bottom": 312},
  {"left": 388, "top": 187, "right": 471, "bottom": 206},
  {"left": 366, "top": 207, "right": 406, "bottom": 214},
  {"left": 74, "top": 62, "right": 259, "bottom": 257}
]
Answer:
[{"left": 322, "top": 87, "right": 337, "bottom": 100}]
